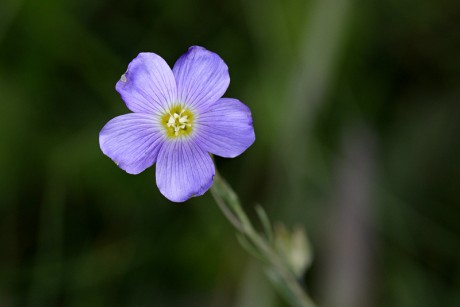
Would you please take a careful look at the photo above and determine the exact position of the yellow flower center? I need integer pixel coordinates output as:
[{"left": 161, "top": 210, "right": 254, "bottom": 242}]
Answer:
[{"left": 161, "top": 105, "right": 194, "bottom": 138}]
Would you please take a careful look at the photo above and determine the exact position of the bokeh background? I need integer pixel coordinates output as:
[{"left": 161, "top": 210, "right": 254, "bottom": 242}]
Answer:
[{"left": 1, "top": 0, "right": 459, "bottom": 306}]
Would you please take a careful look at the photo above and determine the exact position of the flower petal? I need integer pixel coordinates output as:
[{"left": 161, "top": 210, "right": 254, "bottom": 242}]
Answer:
[
  {"left": 99, "top": 113, "right": 165, "bottom": 174},
  {"left": 173, "top": 46, "right": 230, "bottom": 110},
  {"left": 156, "top": 140, "right": 215, "bottom": 202},
  {"left": 196, "top": 98, "right": 255, "bottom": 158},
  {"left": 116, "top": 52, "right": 176, "bottom": 114}
]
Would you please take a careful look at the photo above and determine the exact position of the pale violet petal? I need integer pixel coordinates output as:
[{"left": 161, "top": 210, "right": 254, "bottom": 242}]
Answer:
[
  {"left": 172, "top": 46, "right": 229, "bottom": 110},
  {"left": 99, "top": 113, "right": 165, "bottom": 174},
  {"left": 195, "top": 98, "right": 255, "bottom": 158},
  {"left": 116, "top": 52, "right": 176, "bottom": 114},
  {"left": 155, "top": 140, "right": 215, "bottom": 202}
]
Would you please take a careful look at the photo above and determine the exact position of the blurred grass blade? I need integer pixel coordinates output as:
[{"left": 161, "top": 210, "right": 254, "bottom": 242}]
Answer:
[{"left": 255, "top": 204, "right": 273, "bottom": 243}]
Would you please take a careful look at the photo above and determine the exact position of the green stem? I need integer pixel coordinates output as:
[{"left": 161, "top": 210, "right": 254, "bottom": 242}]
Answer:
[{"left": 210, "top": 173, "right": 317, "bottom": 307}]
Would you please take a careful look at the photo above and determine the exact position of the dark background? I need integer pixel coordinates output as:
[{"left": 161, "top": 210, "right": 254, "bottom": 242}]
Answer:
[{"left": 1, "top": 0, "right": 459, "bottom": 306}]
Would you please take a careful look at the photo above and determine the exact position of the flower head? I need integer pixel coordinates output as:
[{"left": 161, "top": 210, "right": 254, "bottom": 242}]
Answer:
[{"left": 99, "top": 46, "right": 255, "bottom": 202}]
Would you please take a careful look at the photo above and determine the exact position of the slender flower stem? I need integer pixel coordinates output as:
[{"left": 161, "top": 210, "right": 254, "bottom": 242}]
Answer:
[{"left": 210, "top": 173, "right": 317, "bottom": 307}]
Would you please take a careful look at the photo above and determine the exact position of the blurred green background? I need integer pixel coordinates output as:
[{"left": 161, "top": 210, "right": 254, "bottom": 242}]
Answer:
[{"left": 1, "top": 0, "right": 459, "bottom": 306}]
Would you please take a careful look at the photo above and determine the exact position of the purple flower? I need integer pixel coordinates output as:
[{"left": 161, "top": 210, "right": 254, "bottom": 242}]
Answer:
[{"left": 99, "top": 46, "right": 255, "bottom": 202}]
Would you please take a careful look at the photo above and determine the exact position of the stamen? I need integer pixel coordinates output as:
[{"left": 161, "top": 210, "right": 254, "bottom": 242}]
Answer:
[
  {"left": 167, "top": 116, "right": 175, "bottom": 126},
  {"left": 164, "top": 109, "right": 192, "bottom": 137}
]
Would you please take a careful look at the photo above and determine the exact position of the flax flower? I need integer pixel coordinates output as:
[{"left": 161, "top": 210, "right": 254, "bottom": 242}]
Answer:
[{"left": 99, "top": 46, "right": 255, "bottom": 202}]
